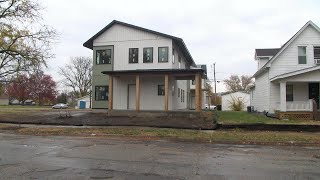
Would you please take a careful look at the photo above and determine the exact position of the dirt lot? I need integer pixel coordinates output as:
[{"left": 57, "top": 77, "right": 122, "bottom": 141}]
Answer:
[{"left": 0, "top": 108, "right": 214, "bottom": 129}]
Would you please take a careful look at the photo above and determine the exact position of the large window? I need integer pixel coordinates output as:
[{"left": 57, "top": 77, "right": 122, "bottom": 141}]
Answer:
[
  {"left": 96, "top": 49, "right": 112, "bottom": 64},
  {"left": 143, "top": 47, "right": 153, "bottom": 63},
  {"left": 298, "top": 46, "right": 307, "bottom": 64},
  {"left": 286, "top": 85, "right": 293, "bottom": 102},
  {"left": 129, "top": 48, "right": 139, "bottom": 63},
  {"left": 95, "top": 86, "right": 108, "bottom": 101},
  {"left": 158, "top": 85, "right": 165, "bottom": 96},
  {"left": 158, "top": 47, "right": 168, "bottom": 62}
]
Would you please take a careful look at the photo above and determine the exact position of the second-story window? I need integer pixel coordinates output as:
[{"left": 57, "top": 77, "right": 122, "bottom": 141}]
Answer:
[
  {"left": 143, "top": 47, "right": 153, "bottom": 63},
  {"left": 96, "top": 49, "right": 112, "bottom": 64},
  {"left": 314, "top": 46, "right": 320, "bottom": 61},
  {"left": 172, "top": 48, "right": 175, "bottom": 64},
  {"left": 129, "top": 48, "right": 139, "bottom": 63},
  {"left": 298, "top": 46, "right": 307, "bottom": 64},
  {"left": 158, "top": 47, "right": 168, "bottom": 62},
  {"left": 178, "top": 55, "right": 181, "bottom": 69}
]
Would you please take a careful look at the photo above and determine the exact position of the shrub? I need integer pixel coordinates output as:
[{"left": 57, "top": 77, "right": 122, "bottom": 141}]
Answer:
[{"left": 228, "top": 95, "right": 246, "bottom": 111}]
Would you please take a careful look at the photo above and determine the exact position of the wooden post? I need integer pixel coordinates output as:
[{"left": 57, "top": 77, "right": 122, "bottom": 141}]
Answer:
[
  {"left": 108, "top": 75, "right": 113, "bottom": 111},
  {"left": 164, "top": 74, "right": 169, "bottom": 111},
  {"left": 195, "top": 73, "right": 201, "bottom": 112},
  {"left": 136, "top": 75, "right": 140, "bottom": 112}
]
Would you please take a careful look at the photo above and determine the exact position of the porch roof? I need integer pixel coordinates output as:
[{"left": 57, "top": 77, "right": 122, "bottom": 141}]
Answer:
[
  {"left": 270, "top": 66, "right": 320, "bottom": 82},
  {"left": 101, "top": 69, "right": 205, "bottom": 79}
]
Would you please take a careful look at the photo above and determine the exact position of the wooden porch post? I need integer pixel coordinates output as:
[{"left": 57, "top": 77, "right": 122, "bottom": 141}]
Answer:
[
  {"left": 136, "top": 75, "right": 140, "bottom": 112},
  {"left": 195, "top": 73, "right": 202, "bottom": 112},
  {"left": 164, "top": 74, "right": 169, "bottom": 111},
  {"left": 108, "top": 75, "right": 113, "bottom": 111},
  {"left": 280, "top": 81, "right": 286, "bottom": 112}
]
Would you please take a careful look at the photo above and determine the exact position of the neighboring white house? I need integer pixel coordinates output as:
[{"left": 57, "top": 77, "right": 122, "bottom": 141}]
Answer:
[
  {"left": 221, "top": 92, "right": 250, "bottom": 111},
  {"left": 250, "top": 20, "right": 320, "bottom": 116},
  {"left": 76, "top": 95, "right": 91, "bottom": 109},
  {"left": 83, "top": 20, "right": 206, "bottom": 112}
]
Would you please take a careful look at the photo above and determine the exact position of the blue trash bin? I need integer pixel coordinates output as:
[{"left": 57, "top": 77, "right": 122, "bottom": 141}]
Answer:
[{"left": 79, "top": 101, "right": 86, "bottom": 109}]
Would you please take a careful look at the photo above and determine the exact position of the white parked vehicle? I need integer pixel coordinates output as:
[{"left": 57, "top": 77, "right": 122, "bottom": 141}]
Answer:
[
  {"left": 52, "top": 103, "right": 68, "bottom": 109},
  {"left": 205, "top": 104, "right": 216, "bottom": 110}
]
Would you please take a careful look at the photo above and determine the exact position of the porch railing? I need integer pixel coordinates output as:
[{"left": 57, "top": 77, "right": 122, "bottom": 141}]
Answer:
[{"left": 276, "top": 100, "right": 313, "bottom": 111}]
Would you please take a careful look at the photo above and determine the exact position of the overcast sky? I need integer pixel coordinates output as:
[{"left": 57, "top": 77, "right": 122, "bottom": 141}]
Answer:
[{"left": 41, "top": 0, "right": 320, "bottom": 92}]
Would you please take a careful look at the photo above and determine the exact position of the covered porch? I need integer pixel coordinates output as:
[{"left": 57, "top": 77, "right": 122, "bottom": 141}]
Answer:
[{"left": 102, "top": 69, "right": 205, "bottom": 112}]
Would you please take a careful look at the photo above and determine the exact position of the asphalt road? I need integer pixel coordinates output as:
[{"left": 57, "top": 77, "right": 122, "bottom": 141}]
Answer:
[{"left": 0, "top": 133, "right": 319, "bottom": 180}]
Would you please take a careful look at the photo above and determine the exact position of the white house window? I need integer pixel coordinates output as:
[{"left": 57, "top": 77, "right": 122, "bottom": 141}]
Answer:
[
  {"left": 158, "top": 47, "right": 168, "bottom": 62},
  {"left": 158, "top": 85, "right": 165, "bottom": 96},
  {"left": 143, "top": 47, "right": 153, "bottom": 63},
  {"left": 172, "top": 48, "right": 175, "bottom": 64},
  {"left": 96, "top": 49, "right": 112, "bottom": 64},
  {"left": 178, "top": 55, "right": 181, "bottom": 69},
  {"left": 129, "top": 48, "right": 139, "bottom": 63},
  {"left": 286, "top": 85, "right": 293, "bottom": 102},
  {"left": 95, "top": 86, "right": 108, "bottom": 101},
  {"left": 298, "top": 46, "right": 307, "bottom": 64},
  {"left": 191, "top": 80, "right": 195, "bottom": 85},
  {"left": 314, "top": 47, "right": 320, "bottom": 60}
]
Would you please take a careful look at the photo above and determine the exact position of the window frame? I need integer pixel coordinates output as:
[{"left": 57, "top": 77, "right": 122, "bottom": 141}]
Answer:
[
  {"left": 172, "top": 48, "right": 175, "bottom": 64},
  {"left": 95, "top": 86, "right": 109, "bottom": 101},
  {"left": 286, "top": 84, "right": 293, "bottom": 102},
  {"left": 158, "top": 85, "right": 165, "bottom": 96},
  {"left": 158, "top": 47, "right": 169, "bottom": 63},
  {"left": 298, "top": 46, "right": 307, "bottom": 64},
  {"left": 143, "top": 47, "right": 153, "bottom": 63},
  {"left": 314, "top": 46, "right": 320, "bottom": 59},
  {"left": 96, "top": 49, "right": 112, "bottom": 65},
  {"left": 129, "top": 48, "right": 139, "bottom": 63}
]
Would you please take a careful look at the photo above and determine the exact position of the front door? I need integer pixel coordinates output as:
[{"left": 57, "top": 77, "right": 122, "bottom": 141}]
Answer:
[
  {"left": 128, "top": 84, "right": 136, "bottom": 110},
  {"left": 309, "top": 83, "right": 319, "bottom": 109}
]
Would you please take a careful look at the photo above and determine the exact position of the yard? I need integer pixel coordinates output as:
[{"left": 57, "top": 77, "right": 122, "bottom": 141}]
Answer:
[{"left": 218, "top": 111, "right": 320, "bottom": 125}]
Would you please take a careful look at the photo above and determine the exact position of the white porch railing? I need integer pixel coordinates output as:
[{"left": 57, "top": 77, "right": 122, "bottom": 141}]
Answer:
[{"left": 276, "top": 100, "right": 313, "bottom": 111}]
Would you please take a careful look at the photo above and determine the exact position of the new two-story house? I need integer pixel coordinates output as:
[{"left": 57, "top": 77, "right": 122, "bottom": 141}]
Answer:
[
  {"left": 251, "top": 20, "right": 320, "bottom": 119},
  {"left": 83, "top": 20, "right": 206, "bottom": 112}
]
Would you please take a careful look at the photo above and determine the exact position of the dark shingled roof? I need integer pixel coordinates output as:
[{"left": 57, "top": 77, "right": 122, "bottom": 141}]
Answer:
[
  {"left": 255, "top": 48, "right": 280, "bottom": 57},
  {"left": 83, "top": 20, "right": 196, "bottom": 66}
]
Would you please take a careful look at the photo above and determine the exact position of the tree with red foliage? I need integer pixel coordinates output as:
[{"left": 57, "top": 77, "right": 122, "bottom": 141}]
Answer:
[
  {"left": 7, "top": 74, "right": 31, "bottom": 104},
  {"left": 28, "top": 72, "right": 57, "bottom": 105}
]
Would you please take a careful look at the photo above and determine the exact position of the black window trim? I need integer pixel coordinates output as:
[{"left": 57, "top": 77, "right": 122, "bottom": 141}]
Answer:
[
  {"left": 158, "top": 47, "right": 169, "bottom": 63},
  {"left": 96, "top": 49, "right": 112, "bottom": 65},
  {"left": 143, "top": 47, "right": 153, "bottom": 63},
  {"left": 95, "top": 85, "right": 109, "bottom": 101},
  {"left": 129, "top": 48, "right": 139, "bottom": 64},
  {"left": 158, "top": 85, "right": 165, "bottom": 96}
]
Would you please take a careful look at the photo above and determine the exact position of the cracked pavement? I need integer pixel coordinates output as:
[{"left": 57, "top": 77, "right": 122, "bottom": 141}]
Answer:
[{"left": 0, "top": 133, "right": 319, "bottom": 179}]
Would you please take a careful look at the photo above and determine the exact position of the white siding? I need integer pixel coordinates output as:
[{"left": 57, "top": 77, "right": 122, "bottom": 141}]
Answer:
[
  {"left": 172, "top": 42, "right": 187, "bottom": 69},
  {"left": 93, "top": 24, "right": 175, "bottom": 70},
  {"left": 257, "top": 58, "right": 269, "bottom": 69},
  {"left": 113, "top": 75, "right": 174, "bottom": 110},
  {"left": 269, "top": 25, "right": 320, "bottom": 79},
  {"left": 222, "top": 92, "right": 250, "bottom": 111},
  {"left": 251, "top": 71, "right": 270, "bottom": 112},
  {"left": 269, "top": 82, "right": 280, "bottom": 113}
]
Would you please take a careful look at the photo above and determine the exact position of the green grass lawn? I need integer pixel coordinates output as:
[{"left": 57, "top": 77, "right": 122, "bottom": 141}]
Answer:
[{"left": 218, "top": 111, "right": 320, "bottom": 125}]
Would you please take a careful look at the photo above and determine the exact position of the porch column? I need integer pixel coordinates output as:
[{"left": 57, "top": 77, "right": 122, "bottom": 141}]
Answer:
[
  {"left": 280, "top": 81, "right": 286, "bottom": 112},
  {"left": 108, "top": 75, "right": 113, "bottom": 111},
  {"left": 164, "top": 74, "right": 169, "bottom": 111},
  {"left": 136, "top": 75, "right": 140, "bottom": 112},
  {"left": 195, "top": 73, "right": 202, "bottom": 112}
]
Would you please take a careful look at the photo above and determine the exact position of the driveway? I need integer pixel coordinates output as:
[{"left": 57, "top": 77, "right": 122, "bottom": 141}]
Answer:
[{"left": 0, "top": 133, "right": 319, "bottom": 179}]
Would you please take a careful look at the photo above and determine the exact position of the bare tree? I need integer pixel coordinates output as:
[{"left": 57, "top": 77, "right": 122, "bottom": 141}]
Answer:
[
  {"left": 0, "top": 0, "right": 58, "bottom": 79},
  {"left": 223, "top": 75, "right": 253, "bottom": 93},
  {"left": 59, "top": 57, "right": 92, "bottom": 98}
]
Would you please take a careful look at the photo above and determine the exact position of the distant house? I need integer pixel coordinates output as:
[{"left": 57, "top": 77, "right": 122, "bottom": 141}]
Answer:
[
  {"left": 76, "top": 95, "right": 91, "bottom": 109},
  {"left": 221, "top": 92, "right": 250, "bottom": 111},
  {"left": 0, "top": 93, "right": 9, "bottom": 105},
  {"left": 250, "top": 20, "right": 320, "bottom": 119}
]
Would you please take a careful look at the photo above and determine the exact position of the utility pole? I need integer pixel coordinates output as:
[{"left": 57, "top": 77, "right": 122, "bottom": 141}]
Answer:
[{"left": 213, "top": 63, "right": 217, "bottom": 105}]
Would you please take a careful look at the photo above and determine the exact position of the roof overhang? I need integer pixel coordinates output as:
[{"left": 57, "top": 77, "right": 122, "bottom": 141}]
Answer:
[
  {"left": 270, "top": 66, "right": 320, "bottom": 82},
  {"left": 101, "top": 69, "right": 205, "bottom": 80}
]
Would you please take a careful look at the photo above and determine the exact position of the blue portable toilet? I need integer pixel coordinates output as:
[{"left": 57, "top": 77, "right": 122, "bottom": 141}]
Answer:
[{"left": 79, "top": 100, "right": 86, "bottom": 109}]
